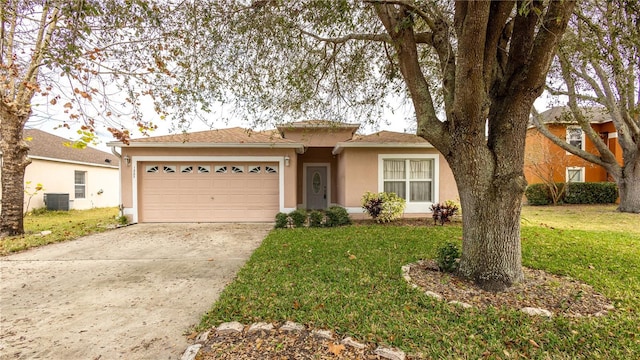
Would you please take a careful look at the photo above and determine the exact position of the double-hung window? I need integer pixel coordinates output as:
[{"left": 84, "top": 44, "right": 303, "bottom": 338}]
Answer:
[
  {"left": 566, "top": 167, "right": 584, "bottom": 183},
  {"left": 566, "top": 127, "right": 584, "bottom": 151},
  {"left": 74, "top": 171, "right": 86, "bottom": 199},
  {"left": 382, "top": 158, "right": 434, "bottom": 203}
]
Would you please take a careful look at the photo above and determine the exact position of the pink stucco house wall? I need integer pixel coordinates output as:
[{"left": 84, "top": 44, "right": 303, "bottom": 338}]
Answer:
[{"left": 108, "top": 121, "right": 459, "bottom": 223}]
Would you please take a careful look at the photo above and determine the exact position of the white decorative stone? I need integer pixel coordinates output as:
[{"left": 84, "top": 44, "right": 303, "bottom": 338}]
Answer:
[
  {"left": 216, "top": 321, "right": 244, "bottom": 334},
  {"left": 280, "top": 321, "right": 305, "bottom": 332},
  {"left": 311, "top": 329, "right": 333, "bottom": 340},
  {"left": 195, "top": 330, "right": 210, "bottom": 343},
  {"left": 341, "top": 336, "right": 366, "bottom": 349},
  {"left": 520, "top": 307, "right": 553, "bottom": 317},
  {"left": 604, "top": 304, "right": 615, "bottom": 310},
  {"left": 180, "top": 344, "right": 202, "bottom": 360},
  {"left": 401, "top": 265, "right": 410, "bottom": 274},
  {"left": 248, "top": 322, "right": 274, "bottom": 333},
  {"left": 403, "top": 275, "right": 412, "bottom": 282},
  {"left": 40, "top": 230, "right": 52, "bottom": 236},
  {"left": 449, "top": 300, "right": 473, "bottom": 309},
  {"left": 594, "top": 310, "right": 608, "bottom": 317},
  {"left": 374, "top": 346, "right": 406, "bottom": 360},
  {"left": 424, "top": 291, "right": 443, "bottom": 300}
]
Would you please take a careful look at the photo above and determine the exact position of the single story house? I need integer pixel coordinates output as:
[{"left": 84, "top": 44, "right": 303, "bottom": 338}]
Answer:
[
  {"left": 108, "top": 121, "right": 459, "bottom": 223},
  {"left": 525, "top": 107, "right": 623, "bottom": 184},
  {"left": 0, "top": 129, "right": 120, "bottom": 212}
]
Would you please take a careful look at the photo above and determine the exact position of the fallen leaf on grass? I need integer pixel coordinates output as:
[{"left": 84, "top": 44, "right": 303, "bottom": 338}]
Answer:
[
  {"left": 529, "top": 339, "right": 540, "bottom": 348},
  {"left": 328, "top": 342, "right": 345, "bottom": 356}
]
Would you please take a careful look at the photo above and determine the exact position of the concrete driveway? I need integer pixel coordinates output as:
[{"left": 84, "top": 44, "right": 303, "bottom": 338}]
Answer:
[{"left": 0, "top": 223, "right": 271, "bottom": 359}]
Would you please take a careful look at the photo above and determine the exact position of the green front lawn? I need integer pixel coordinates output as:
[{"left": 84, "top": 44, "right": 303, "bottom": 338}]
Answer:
[
  {"left": 200, "top": 205, "right": 640, "bottom": 358},
  {"left": 1, "top": 207, "right": 120, "bottom": 255}
]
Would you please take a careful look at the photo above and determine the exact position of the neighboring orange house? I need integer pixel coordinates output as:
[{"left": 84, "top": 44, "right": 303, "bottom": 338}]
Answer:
[
  {"left": 107, "top": 120, "right": 459, "bottom": 223},
  {"left": 524, "top": 107, "right": 624, "bottom": 185}
]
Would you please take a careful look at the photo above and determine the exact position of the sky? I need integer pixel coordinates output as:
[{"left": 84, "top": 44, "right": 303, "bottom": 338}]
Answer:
[{"left": 25, "top": 89, "right": 556, "bottom": 154}]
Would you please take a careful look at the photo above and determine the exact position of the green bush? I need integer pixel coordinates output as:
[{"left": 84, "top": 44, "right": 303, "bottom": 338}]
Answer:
[
  {"left": 325, "top": 206, "right": 351, "bottom": 227},
  {"left": 361, "top": 191, "right": 406, "bottom": 223},
  {"left": 525, "top": 184, "right": 552, "bottom": 205},
  {"left": 565, "top": 182, "right": 618, "bottom": 204},
  {"left": 274, "top": 212, "right": 289, "bottom": 229},
  {"left": 308, "top": 210, "right": 326, "bottom": 228},
  {"left": 526, "top": 182, "right": 617, "bottom": 206},
  {"left": 435, "top": 242, "right": 460, "bottom": 273},
  {"left": 288, "top": 209, "right": 308, "bottom": 228},
  {"left": 275, "top": 206, "right": 352, "bottom": 229}
]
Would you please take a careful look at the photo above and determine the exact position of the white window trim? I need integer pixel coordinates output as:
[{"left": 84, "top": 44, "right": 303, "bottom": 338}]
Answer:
[
  {"left": 128, "top": 156, "right": 287, "bottom": 223},
  {"left": 566, "top": 126, "right": 585, "bottom": 154},
  {"left": 566, "top": 166, "right": 585, "bottom": 183},
  {"left": 302, "top": 162, "right": 331, "bottom": 210},
  {"left": 74, "top": 170, "right": 87, "bottom": 199},
  {"left": 378, "top": 154, "right": 439, "bottom": 213}
]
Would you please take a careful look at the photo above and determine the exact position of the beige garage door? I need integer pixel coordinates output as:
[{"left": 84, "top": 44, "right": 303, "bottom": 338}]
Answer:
[{"left": 139, "top": 162, "right": 279, "bottom": 222}]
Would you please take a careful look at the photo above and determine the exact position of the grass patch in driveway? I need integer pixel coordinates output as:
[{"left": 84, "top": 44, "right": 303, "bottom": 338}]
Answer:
[
  {"left": 200, "top": 206, "right": 640, "bottom": 358},
  {"left": 1, "top": 207, "right": 119, "bottom": 255}
]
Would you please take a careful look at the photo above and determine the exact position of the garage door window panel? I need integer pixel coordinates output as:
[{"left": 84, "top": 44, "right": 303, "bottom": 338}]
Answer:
[
  {"left": 146, "top": 165, "right": 159, "bottom": 173},
  {"left": 198, "top": 165, "right": 211, "bottom": 173},
  {"left": 163, "top": 165, "right": 176, "bottom": 173},
  {"left": 249, "top": 166, "right": 261, "bottom": 173},
  {"left": 232, "top": 165, "right": 244, "bottom": 173},
  {"left": 214, "top": 165, "right": 227, "bottom": 173},
  {"left": 265, "top": 165, "right": 278, "bottom": 174},
  {"left": 181, "top": 166, "right": 193, "bottom": 174}
]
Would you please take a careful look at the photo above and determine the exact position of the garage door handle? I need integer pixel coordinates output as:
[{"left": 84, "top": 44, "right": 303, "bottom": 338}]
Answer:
[{"left": 210, "top": 197, "right": 214, "bottom": 200}]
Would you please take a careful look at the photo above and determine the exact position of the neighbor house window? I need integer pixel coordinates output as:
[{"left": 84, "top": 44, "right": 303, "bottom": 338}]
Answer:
[
  {"left": 382, "top": 158, "right": 434, "bottom": 203},
  {"left": 566, "top": 167, "right": 584, "bottom": 182},
  {"left": 566, "top": 127, "right": 584, "bottom": 151},
  {"left": 74, "top": 171, "right": 86, "bottom": 199}
]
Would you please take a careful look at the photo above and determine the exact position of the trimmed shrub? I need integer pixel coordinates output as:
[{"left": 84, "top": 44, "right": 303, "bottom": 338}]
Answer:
[
  {"left": 289, "top": 209, "right": 308, "bottom": 228},
  {"left": 436, "top": 242, "right": 460, "bottom": 273},
  {"left": 526, "top": 182, "right": 617, "bottom": 205},
  {"left": 525, "top": 184, "right": 552, "bottom": 205},
  {"left": 361, "top": 191, "right": 406, "bottom": 223},
  {"left": 308, "top": 210, "right": 326, "bottom": 228},
  {"left": 274, "top": 212, "right": 289, "bottom": 229},
  {"left": 325, "top": 206, "right": 351, "bottom": 227},
  {"left": 564, "top": 182, "right": 618, "bottom": 204}
]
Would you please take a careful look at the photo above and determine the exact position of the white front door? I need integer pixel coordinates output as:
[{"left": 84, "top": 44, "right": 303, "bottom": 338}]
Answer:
[{"left": 306, "top": 166, "right": 327, "bottom": 210}]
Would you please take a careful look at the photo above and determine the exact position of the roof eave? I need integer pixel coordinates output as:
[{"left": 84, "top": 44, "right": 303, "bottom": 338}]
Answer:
[
  {"left": 332, "top": 142, "right": 434, "bottom": 155},
  {"left": 108, "top": 141, "right": 305, "bottom": 153}
]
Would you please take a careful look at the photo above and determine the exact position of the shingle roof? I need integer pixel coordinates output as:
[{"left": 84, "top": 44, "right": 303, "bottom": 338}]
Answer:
[
  {"left": 347, "top": 131, "right": 430, "bottom": 143},
  {"left": 276, "top": 120, "right": 360, "bottom": 130},
  {"left": 24, "top": 129, "right": 119, "bottom": 167},
  {"left": 332, "top": 130, "right": 432, "bottom": 155},
  {"left": 126, "top": 127, "right": 298, "bottom": 144},
  {"left": 534, "top": 106, "right": 612, "bottom": 125}
]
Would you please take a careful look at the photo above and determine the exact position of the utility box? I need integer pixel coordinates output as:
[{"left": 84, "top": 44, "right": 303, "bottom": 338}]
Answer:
[{"left": 44, "top": 193, "right": 69, "bottom": 211}]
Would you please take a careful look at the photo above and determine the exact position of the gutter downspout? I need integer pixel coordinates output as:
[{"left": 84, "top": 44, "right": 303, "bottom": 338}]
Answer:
[{"left": 111, "top": 146, "right": 124, "bottom": 217}]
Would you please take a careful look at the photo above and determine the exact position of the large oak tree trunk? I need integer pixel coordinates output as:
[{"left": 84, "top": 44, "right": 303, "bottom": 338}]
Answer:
[
  {"left": 0, "top": 106, "right": 31, "bottom": 237},
  {"left": 455, "top": 174, "right": 527, "bottom": 291},
  {"left": 448, "top": 104, "right": 530, "bottom": 292},
  {"left": 617, "top": 158, "right": 640, "bottom": 213}
]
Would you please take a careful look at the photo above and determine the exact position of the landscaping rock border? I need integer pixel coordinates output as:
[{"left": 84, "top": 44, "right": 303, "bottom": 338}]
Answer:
[{"left": 182, "top": 321, "right": 406, "bottom": 360}]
